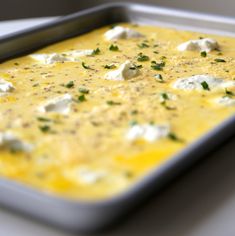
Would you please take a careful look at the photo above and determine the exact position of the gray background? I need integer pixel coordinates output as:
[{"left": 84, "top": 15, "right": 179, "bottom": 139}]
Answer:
[{"left": 1, "top": 0, "right": 235, "bottom": 20}]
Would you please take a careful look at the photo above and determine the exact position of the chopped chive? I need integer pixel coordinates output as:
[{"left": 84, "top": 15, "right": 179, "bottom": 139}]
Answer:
[
  {"left": 151, "top": 61, "right": 165, "bottom": 71},
  {"left": 131, "top": 110, "right": 138, "bottom": 115},
  {"left": 65, "top": 81, "right": 74, "bottom": 88},
  {"left": 37, "top": 117, "right": 51, "bottom": 122},
  {"left": 225, "top": 88, "right": 234, "bottom": 96},
  {"left": 78, "top": 94, "right": 86, "bottom": 102},
  {"left": 200, "top": 51, "right": 207, "bottom": 57},
  {"left": 201, "top": 81, "right": 210, "bottom": 91},
  {"left": 168, "top": 132, "right": 182, "bottom": 142},
  {"left": 137, "top": 42, "right": 149, "bottom": 48},
  {"left": 160, "top": 102, "right": 176, "bottom": 110},
  {"left": 39, "top": 125, "right": 51, "bottom": 133},
  {"left": 159, "top": 93, "right": 176, "bottom": 110},
  {"left": 109, "top": 44, "right": 119, "bottom": 51},
  {"left": 160, "top": 56, "right": 167, "bottom": 60},
  {"left": 91, "top": 48, "right": 100, "bottom": 55},
  {"left": 82, "top": 62, "right": 91, "bottom": 69},
  {"left": 214, "top": 58, "right": 226, "bottom": 63},
  {"left": 78, "top": 87, "right": 89, "bottom": 94},
  {"left": 137, "top": 52, "right": 149, "bottom": 62},
  {"left": 161, "top": 93, "right": 169, "bottom": 100},
  {"left": 106, "top": 100, "right": 121, "bottom": 106},
  {"left": 104, "top": 64, "right": 116, "bottom": 69},
  {"left": 153, "top": 51, "right": 159, "bottom": 54}
]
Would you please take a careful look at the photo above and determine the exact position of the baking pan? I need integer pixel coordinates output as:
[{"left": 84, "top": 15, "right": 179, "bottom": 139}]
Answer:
[{"left": 0, "top": 2, "right": 235, "bottom": 232}]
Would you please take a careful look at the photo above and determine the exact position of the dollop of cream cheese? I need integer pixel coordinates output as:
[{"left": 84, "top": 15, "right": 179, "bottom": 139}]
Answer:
[
  {"left": 0, "top": 132, "right": 33, "bottom": 152},
  {"left": 0, "top": 78, "right": 14, "bottom": 93},
  {"left": 172, "top": 75, "right": 235, "bottom": 91},
  {"left": 126, "top": 124, "right": 170, "bottom": 142},
  {"left": 105, "top": 60, "right": 140, "bottom": 81},
  {"left": 104, "top": 26, "right": 144, "bottom": 41},
  {"left": 31, "top": 50, "right": 93, "bottom": 64},
  {"left": 177, "top": 38, "right": 219, "bottom": 52},
  {"left": 38, "top": 94, "right": 72, "bottom": 114}
]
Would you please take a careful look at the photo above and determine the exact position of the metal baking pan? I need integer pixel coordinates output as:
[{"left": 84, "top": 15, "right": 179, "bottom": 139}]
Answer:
[{"left": 0, "top": 2, "right": 235, "bottom": 233}]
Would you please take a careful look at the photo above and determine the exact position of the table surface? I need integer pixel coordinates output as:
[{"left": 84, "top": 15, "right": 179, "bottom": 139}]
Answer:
[{"left": 0, "top": 17, "right": 235, "bottom": 236}]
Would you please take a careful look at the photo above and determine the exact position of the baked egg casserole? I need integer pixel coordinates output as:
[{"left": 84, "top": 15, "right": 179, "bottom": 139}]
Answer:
[{"left": 0, "top": 23, "right": 234, "bottom": 200}]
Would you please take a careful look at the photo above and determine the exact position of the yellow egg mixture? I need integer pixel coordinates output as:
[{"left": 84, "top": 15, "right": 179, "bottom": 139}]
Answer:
[{"left": 0, "top": 23, "right": 234, "bottom": 200}]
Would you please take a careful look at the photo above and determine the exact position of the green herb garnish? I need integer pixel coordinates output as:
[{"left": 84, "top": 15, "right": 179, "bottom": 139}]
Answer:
[
  {"left": 225, "top": 88, "right": 234, "bottom": 96},
  {"left": 201, "top": 81, "right": 210, "bottom": 91},
  {"left": 200, "top": 51, "right": 207, "bottom": 57},
  {"left": 168, "top": 132, "right": 182, "bottom": 142},
  {"left": 137, "top": 42, "right": 149, "bottom": 48},
  {"left": 82, "top": 62, "right": 91, "bottom": 69},
  {"left": 160, "top": 56, "right": 167, "bottom": 60},
  {"left": 39, "top": 125, "right": 51, "bottom": 133},
  {"left": 160, "top": 93, "right": 176, "bottom": 110},
  {"left": 109, "top": 44, "right": 119, "bottom": 51},
  {"left": 151, "top": 61, "right": 165, "bottom": 71},
  {"left": 37, "top": 117, "right": 51, "bottom": 122},
  {"left": 104, "top": 64, "right": 116, "bottom": 69},
  {"left": 65, "top": 81, "right": 74, "bottom": 88},
  {"left": 91, "top": 48, "right": 100, "bottom": 55},
  {"left": 78, "top": 87, "right": 89, "bottom": 94},
  {"left": 131, "top": 110, "right": 138, "bottom": 115},
  {"left": 161, "top": 93, "right": 169, "bottom": 101},
  {"left": 106, "top": 100, "right": 121, "bottom": 106},
  {"left": 78, "top": 94, "right": 86, "bottom": 102},
  {"left": 137, "top": 52, "right": 149, "bottom": 62},
  {"left": 214, "top": 58, "right": 226, "bottom": 63}
]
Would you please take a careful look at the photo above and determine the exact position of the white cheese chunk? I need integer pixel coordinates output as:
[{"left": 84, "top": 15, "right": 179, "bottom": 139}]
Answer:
[
  {"left": 77, "top": 167, "right": 106, "bottom": 185},
  {"left": 0, "top": 78, "right": 14, "bottom": 93},
  {"left": 105, "top": 60, "right": 140, "bottom": 81},
  {"left": 213, "top": 96, "right": 235, "bottom": 106},
  {"left": 172, "top": 75, "right": 235, "bottom": 91},
  {"left": 65, "top": 49, "right": 94, "bottom": 61},
  {"left": 31, "top": 53, "right": 69, "bottom": 64},
  {"left": 104, "top": 26, "right": 144, "bottom": 41},
  {"left": 126, "top": 124, "right": 170, "bottom": 142},
  {"left": 0, "top": 132, "right": 33, "bottom": 152},
  {"left": 38, "top": 94, "right": 72, "bottom": 114},
  {"left": 31, "top": 49, "right": 93, "bottom": 64},
  {"left": 177, "top": 38, "right": 219, "bottom": 52}
]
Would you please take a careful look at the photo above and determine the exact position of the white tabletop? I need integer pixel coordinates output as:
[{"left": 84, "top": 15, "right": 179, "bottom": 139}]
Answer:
[{"left": 0, "top": 18, "right": 235, "bottom": 236}]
